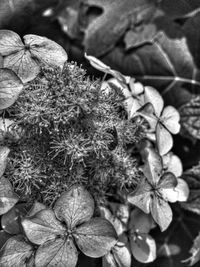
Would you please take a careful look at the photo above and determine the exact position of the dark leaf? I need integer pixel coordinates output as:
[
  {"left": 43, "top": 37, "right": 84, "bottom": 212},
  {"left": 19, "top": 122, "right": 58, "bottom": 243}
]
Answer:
[
  {"left": 54, "top": 185, "right": 95, "bottom": 229},
  {"left": 0, "top": 235, "right": 34, "bottom": 267},
  {"left": 0, "top": 68, "right": 23, "bottom": 109},
  {"left": 181, "top": 164, "right": 200, "bottom": 215},
  {"left": 179, "top": 96, "right": 200, "bottom": 140},
  {"left": 184, "top": 232, "right": 200, "bottom": 266},
  {"left": 148, "top": 207, "right": 200, "bottom": 267},
  {"left": 81, "top": 0, "right": 158, "bottom": 57},
  {"left": 22, "top": 209, "right": 65, "bottom": 245},
  {"left": 35, "top": 238, "right": 78, "bottom": 267},
  {"left": 0, "top": 176, "right": 18, "bottom": 215},
  {"left": 103, "top": 12, "right": 200, "bottom": 107},
  {"left": 74, "top": 217, "right": 118, "bottom": 258}
]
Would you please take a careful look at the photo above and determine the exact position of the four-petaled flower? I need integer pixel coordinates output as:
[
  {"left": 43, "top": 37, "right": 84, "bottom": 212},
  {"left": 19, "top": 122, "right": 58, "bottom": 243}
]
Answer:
[
  {"left": 22, "top": 185, "right": 117, "bottom": 267},
  {"left": 128, "top": 147, "right": 189, "bottom": 231}
]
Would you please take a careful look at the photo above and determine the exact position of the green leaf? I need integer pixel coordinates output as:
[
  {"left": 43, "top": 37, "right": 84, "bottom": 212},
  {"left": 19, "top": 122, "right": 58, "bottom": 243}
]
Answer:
[
  {"left": 0, "top": 68, "right": 23, "bottom": 109},
  {"left": 74, "top": 217, "right": 118, "bottom": 258},
  {"left": 35, "top": 238, "right": 78, "bottom": 267},
  {"left": 82, "top": 0, "right": 158, "bottom": 57},
  {"left": 0, "top": 176, "right": 18, "bottom": 215},
  {"left": 54, "top": 185, "right": 95, "bottom": 229},
  {"left": 179, "top": 96, "right": 200, "bottom": 140},
  {"left": 0, "top": 30, "right": 68, "bottom": 83},
  {"left": 0, "top": 235, "right": 34, "bottom": 267},
  {"left": 22, "top": 209, "right": 65, "bottom": 245}
]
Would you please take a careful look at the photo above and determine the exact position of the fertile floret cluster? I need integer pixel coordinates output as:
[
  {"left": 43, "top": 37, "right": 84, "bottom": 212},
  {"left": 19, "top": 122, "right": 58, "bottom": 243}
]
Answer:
[{"left": 4, "top": 62, "right": 145, "bottom": 205}]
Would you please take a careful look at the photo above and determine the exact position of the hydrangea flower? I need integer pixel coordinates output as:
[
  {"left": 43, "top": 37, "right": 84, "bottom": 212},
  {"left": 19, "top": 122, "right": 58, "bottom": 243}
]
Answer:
[
  {"left": 128, "top": 147, "right": 189, "bottom": 231},
  {"left": 136, "top": 87, "right": 181, "bottom": 155},
  {"left": 21, "top": 186, "right": 117, "bottom": 267}
]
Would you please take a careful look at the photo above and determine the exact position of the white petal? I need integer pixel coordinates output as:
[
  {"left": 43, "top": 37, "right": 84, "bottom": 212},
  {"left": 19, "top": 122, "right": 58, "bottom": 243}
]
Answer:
[
  {"left": 129, "top": 80, "right": 144, "bottom": 95},
  {"left": 163, "top": 152, "right": 183, "bottom": 177},
  {"left": 144, "top": 86, "right": 164, "bottom": 117},
  {"left": 85, "top": 53, "right": 111, "bottom": 73},
  {"left": 156, "top": 123, "right": 173, "bottom": 156},
  {"left": 160, "top": 188, "right": 179, "bottom": 203},
  {"left": 175, "top": 178, "right": 190, "bottom": 202},
  {"left": 161, "top": 106, "right": 180, "bottom": 134}
]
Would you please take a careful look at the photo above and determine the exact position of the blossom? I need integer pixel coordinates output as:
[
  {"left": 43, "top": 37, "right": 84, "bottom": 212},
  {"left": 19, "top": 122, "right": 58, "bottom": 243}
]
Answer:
[{"left": 128, "top": 147, "right": 189, "bottom": 231}]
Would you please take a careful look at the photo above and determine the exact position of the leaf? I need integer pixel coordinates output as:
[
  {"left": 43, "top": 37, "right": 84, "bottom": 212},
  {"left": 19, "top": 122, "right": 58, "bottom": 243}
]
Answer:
[
  {"left": 0, "top": 30, "right": 68, "bottom": 83},
  {"left": 0, "top": 68, "right": 23, "bottom": 109},
  {"left": 82, "top": 0, "right": 158, "bottom": 57},
  {"left": 103, "top": 12, "right": 200, "bottom": 106},
  {"left": 0, "top": 176, "right": 18, "bottom": 215},
  {"left": 148, "top": 207, "right": 200, "bottom": 267},
  {"left": 160, "top": 0, "right": 200, "bottom": 19},
  {"left": 0, "top": 0, "right": 57, "bottom": 30},
  {"left": 0, "top": 235, "right": 34, "bottom": 267},
  {"left": 185, "top": 232, "right": 200, "bottom": 266},
  {"left": 179, "top": 96, "right": 200, "bottom": 140},
  {"left": 181, "top": 165, "right": 200, "bottom": 215},
  {"left": 74, "top": 217, "right": 118, "bottom": 258},
  {"left": 130, "top": 233, "right": 156, "bottom": 263},
  {"left": 54, "top": 185, "right": 94, "bottom": 229},
  {"left": 35, "top": 238, "right": 78, "bottom": 267},
  {"left": 22, "top": 209, "right": 66, "bottom": 245}
]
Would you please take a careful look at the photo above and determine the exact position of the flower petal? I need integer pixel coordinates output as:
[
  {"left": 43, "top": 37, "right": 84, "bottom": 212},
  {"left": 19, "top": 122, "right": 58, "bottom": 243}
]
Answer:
[
  {"left": 4, "top": 51, "right": 40, "bottom": 83},
  {"left": 0, "top": 176, "right": 18, "bottom": 215},
  {"left": 144, "top": 86, "right": 164, "bottom": 117},
  {"left": 100, "top": 206, "right": 125, "bottom": 236},
  {"left": 156, "top": 123, "right": 173, "bottom": 156},
  {"left": 150, "top": 196, "right": 172, "bottom": 231},
  {"left": 136, "top": 103, "right": 157, "bottom": 130},
  {"left": 74, "top": 218, "right": 117, "bottom": 258},
  {"left": 113, "top": 243, "right": 132, "bottom": 267},
  {"left": 0, "top": 30, "right": 24, "bottom": 56},
  {"left": 129, "top": 80, "right": 144, "bottom": 95},
  {"left": 159, "top": 188, "right": 179, "bottom": 203},
  {"left": 24, "top": 34, "right": 68, "bottom": 69},
  {"left": 161, "top": 106, "right": 180, "bottom": 134},
  {"left": 129, "top": 208, "right": 155, "bottom": 234},
  {"left": 54, "top": 185, "right": 94, "bottom": 229},
  {"left": 130, "top": 233, "right": 156, "bottom": 263},
  {"left": 0, "top": 235, "right": 33, "bottom": 267},
  {"left": 127, "top": 178, "right": 152, "bottom": 214},
  {"left": 0, "top": 69, "right": 23, "bottom": 109},
  {"left": 158, "top": 172, "right": 177, "bottom": 189},
  {"left": 175, "top": 178, "right": 189, "bottom": 202},
  {"left": 142, "top": 147, "right": 162, "bottom": 184},
  {"left": 35, "top": 238, "right": 78, "bottom": 267},
  {"left": 22, "top": 209, "right": 65, "bottom": 245},
  {"left": 162, "top": 152, "right": 183, "bottom": 177}
]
